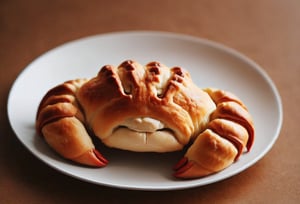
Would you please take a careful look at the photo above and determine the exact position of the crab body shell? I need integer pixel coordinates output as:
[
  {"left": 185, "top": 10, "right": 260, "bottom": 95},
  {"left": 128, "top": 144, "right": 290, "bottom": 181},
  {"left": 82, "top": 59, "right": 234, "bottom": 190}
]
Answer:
[{"left": 36, "top": 60, "right": 254, "bottom": 179}]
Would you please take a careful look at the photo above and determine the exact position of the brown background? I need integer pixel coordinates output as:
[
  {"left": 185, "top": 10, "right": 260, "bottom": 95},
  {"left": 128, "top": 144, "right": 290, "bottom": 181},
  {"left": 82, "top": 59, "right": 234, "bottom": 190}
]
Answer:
[{"left": 1, "top": 0, "right": 299, "bottom": 203}]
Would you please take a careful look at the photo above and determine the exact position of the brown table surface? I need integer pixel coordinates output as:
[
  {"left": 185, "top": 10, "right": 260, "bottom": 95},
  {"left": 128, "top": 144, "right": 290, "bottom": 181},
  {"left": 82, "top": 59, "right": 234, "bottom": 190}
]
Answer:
[{"left": 1, "top": 0, "right": 299, "bottom": 203}]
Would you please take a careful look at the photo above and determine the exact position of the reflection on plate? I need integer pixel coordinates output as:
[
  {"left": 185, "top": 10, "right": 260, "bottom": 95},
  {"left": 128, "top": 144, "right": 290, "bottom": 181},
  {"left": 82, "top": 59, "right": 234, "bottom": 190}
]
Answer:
[{"left": 7, "top": 31, "right": 282, "bottom": 190}]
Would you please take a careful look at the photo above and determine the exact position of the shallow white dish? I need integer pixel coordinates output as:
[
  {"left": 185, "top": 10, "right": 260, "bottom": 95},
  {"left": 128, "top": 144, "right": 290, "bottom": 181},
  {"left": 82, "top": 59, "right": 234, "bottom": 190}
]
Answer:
[{"left": 8, "top": 31, "right": 282, "bottom": 190}]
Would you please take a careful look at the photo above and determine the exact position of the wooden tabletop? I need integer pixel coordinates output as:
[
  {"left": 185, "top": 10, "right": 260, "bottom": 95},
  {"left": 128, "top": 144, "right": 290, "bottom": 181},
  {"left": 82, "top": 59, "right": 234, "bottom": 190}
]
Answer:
[{"left": 1, "top": 0, "right": 299, "bottom": 203}]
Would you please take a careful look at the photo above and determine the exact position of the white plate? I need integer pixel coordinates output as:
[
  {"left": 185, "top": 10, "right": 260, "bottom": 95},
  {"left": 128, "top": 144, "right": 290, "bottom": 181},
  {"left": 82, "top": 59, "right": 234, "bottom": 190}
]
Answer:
[{"left": 7, "top": 31, "right": 282, "bottom": 190}]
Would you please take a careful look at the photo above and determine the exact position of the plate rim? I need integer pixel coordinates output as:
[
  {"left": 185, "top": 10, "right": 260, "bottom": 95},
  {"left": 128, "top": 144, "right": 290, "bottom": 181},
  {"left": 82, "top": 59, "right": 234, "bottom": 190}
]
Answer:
[{"left": 7, "top": 30, "right": 283, "bottom": 191}]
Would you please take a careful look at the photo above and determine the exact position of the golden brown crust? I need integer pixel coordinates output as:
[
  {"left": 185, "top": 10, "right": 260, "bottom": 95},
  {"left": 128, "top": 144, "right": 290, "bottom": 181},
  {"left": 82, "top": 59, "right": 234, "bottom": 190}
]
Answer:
[
  {"left": 42, "top": 117, "right": 95, "bottom": 159},
  {"left": 35, "top": 79, "right": 107, "bottom": 166},
  {"left": 36, "top": 60, "right": 255, "bottom": 176},
  {"left": 184, "top": 129, "right": 238, "bottom": 177},
  {"left": 36, "top": 79, "right": 87, "bottom": 133},
  {"left": 208, "top": 119, "right": 248, "bottom": 160},
  {"left": 77, "top": 60, "right": 216, "bottom": 148},
  {"left": 210, "top": 101, "right": 254, "bottom": 151},
  {"left": 174, "top": 88, "right": 255, "bottom": 178},
  {"left": 204, "top": 88, "right": 247, "bottom": 109},
  {"left": 204, "top": 88, "right": 254, "bottom": 150}
]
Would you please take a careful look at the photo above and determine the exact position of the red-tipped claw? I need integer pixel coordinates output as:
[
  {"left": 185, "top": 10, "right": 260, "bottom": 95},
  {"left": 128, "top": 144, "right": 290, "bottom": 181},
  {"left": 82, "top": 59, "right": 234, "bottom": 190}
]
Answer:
[
  {"left": 173, "top": 157, "right": 211, "bottom": 179},
  {"left": 73, "top": 149, "right": 108, "bottom": 167}
]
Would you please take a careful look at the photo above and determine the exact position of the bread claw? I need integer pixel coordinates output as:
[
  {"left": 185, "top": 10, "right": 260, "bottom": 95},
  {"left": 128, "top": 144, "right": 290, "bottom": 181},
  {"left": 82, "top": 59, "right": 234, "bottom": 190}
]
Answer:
[
  {"left": 37, "top": 79, "right": 108, "bottom": 168},
  {"left": 173, "top": 129, "right": 238, "bottom": 179},
  {"left": 173, "top": 89, "right": 254, "bottom": 179},
  {"left": 73, "top": 149, "right": 108, "bottom": 167},
  {"left": 173, "top": 157, "right": 211, "bottom": 179}
]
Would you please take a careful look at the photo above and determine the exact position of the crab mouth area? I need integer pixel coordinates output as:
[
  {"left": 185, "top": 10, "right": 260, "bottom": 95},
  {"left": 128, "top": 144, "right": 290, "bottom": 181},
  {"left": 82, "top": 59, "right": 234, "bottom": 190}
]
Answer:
[{"left": 102, "top": 117, "right": 184, "bottom": 152}]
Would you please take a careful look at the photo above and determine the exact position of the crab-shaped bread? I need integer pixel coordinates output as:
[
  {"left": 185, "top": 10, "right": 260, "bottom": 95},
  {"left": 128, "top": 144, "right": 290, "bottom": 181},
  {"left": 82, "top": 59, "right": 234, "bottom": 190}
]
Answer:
[{"left": 36, "top": 60, "right": 254, "bottom": 179}]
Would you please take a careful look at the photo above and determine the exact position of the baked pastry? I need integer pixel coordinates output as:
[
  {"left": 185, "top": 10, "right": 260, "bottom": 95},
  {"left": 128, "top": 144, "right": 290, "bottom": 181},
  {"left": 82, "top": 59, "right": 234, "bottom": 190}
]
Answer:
[{"left": 36, "top": 60, "right": 254, "bottom": 179}]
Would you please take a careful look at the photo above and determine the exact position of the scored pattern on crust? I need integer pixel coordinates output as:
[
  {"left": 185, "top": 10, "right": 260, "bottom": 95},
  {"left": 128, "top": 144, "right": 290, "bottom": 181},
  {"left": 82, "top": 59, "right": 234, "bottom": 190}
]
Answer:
[
  {"left": 76, "top": 60, "right": 216, "bottom": 146},
  {"left": 35, "top": 60, "right": 255, "bottom": 178},
  {"left": 36, "top": 79, "right": 88, "bottom": 134}
]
